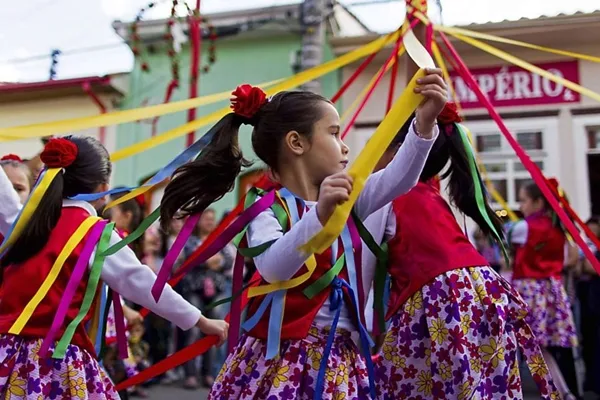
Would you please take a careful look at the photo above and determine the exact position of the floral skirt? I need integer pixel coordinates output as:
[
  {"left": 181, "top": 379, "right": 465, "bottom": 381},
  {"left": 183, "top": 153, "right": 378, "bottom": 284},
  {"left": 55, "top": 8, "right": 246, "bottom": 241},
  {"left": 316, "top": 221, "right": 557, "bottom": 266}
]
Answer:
[
  {"left": 512, "top": 278, "right": 578, "bottom": 348},
  {"left": 375, "top": 266, "right": 559, "bottom": 400},
  {"left": 209, "top": 325, "right": 371, "bottom": 400},
  {"left": 0, "top": 334, "right": 119, "bottom": 399}
]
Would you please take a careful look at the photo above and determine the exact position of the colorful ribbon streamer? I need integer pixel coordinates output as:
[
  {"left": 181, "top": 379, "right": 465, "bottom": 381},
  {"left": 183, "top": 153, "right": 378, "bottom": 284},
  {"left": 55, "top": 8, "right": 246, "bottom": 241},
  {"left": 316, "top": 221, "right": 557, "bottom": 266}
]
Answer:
[
  {"left": 54, "top": 222, "right": 115, "bottom": 358},
  {"left": 38, "top": 219, "right": 108, "bottom": 358},
  {"left": 9, "top": 216, "right": 100, "bottom": 335},
  {"left": 438, "top": 31, "right": 600, "bottom": 275}
]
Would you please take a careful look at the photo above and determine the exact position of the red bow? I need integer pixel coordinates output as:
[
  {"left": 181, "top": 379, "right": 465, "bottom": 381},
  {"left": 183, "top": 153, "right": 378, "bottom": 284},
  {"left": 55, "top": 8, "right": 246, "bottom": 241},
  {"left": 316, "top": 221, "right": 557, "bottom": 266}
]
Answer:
[
  {"left": 437, "top": 102, "right": 463, "bottom": 124},
  {"left": 230, "top": 84, "right": 267, "bottom": 118},
  {"left": 1, "top": 154, "right": 23, "bottom": 162},
  {"left": 40, "top": 138, "right": 78, "bottom": 168}
]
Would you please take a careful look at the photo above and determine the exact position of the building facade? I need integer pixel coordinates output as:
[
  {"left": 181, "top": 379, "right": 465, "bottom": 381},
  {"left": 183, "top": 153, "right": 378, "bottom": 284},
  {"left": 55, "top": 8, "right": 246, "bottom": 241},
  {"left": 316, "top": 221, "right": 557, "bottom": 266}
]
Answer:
[
  {"left": 333, "top": 11, "right": 600, "bottom": 220},
  {"left": 0, "top": 74, "right": 126, "bottom": 169}
]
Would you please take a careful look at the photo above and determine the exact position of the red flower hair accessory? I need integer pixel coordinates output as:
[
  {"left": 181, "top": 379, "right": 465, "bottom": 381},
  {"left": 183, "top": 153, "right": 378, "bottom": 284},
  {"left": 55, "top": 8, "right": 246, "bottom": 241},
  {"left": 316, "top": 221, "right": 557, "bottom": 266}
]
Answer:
[
  {"left": 40, "top": 138, "right": 78, "bottom": 168},
  {"left": 437, "top": 102, "right": 463, "bottom": 125},
  {"left": 230, "top": 84, "right": 268, "bottom": 119},
  {"left": 1, "top": 154, "right": 23, "bottom": 162},
  {"left": 547, "top": 177, "right": 559, "bottom": 190}
]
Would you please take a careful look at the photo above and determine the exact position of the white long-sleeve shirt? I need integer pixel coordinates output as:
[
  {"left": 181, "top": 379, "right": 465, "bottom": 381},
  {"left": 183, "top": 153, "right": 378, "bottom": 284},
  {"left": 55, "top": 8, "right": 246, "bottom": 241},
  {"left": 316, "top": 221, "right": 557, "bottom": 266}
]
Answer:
[
  {"left": 246, "top": 120, "right": 437, "bottom": 332},
  {"left": 0, "top": 170, "right": 201, "bottom": 331}
]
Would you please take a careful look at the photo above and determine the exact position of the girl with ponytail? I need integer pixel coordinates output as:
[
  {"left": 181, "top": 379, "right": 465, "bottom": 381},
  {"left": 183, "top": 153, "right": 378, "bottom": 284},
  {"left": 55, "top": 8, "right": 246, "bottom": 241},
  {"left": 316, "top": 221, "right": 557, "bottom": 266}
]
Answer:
[
  {"left": 161, "top": 70, "right": 447, "bottom": 400},
  {"left": 509, "top": 180, "right": 580, "bottom": 399},
  {"left": 0, "top": 136, "right": 227, "bottom": 399},
  {"left": 374, "top": 103, "right": 559, "bottom": 399}
]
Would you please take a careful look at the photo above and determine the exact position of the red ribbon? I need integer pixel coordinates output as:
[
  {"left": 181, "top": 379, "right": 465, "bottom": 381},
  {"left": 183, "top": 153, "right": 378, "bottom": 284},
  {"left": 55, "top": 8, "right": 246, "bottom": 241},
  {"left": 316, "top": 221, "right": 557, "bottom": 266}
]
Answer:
[{"left": 438, "top": 31, "right": 600, "bottom": 274}]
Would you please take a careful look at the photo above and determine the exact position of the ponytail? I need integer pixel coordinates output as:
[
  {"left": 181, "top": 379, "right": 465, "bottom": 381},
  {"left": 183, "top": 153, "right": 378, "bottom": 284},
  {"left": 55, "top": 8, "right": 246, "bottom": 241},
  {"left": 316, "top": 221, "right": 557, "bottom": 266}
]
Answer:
[
  {"left": 442, "top": 124, "right": 504, "bottom": 241},
  {"left": 1, "top": 175, "right": 63, "bottom": 266},
  {"left": 160, "top": 113, "right": 251, "bottom": 228}
]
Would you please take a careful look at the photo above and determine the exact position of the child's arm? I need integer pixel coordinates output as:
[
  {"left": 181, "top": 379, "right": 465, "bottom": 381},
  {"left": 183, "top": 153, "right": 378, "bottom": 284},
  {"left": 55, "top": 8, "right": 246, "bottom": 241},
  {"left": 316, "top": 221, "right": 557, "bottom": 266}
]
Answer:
[
  {"left": 353, "top": 119, "right": 437, "bottom": 220},
  {"left": 0, "top": 166, "right": 23, "bottom": 236},
  {"left": 100, "top": 231, "right": 228, "bottom": 342},
  {"left": 246, "top": 205, "right": 322, "bottom": 283}
]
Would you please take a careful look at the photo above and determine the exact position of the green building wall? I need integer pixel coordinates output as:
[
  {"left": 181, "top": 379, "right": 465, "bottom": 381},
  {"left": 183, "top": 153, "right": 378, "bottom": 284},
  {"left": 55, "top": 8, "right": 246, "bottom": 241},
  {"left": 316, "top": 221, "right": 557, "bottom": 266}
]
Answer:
[{"left": 114, "top": 32, "right": 339, "bottom": 216}]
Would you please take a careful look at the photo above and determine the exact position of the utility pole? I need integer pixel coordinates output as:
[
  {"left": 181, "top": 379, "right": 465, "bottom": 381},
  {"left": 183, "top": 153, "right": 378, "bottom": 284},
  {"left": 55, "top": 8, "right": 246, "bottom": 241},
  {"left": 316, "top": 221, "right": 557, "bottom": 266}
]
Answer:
[{"left": 300, "top": 0, "right": 327, "bottom": 94}]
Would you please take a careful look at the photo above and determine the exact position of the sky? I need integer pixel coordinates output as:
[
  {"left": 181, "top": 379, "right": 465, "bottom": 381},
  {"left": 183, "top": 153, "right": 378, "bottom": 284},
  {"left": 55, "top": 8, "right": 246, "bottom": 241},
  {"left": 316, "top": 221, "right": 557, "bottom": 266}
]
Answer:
[{"left": 0, "top": 0, "right": 597, "bottom": 82}]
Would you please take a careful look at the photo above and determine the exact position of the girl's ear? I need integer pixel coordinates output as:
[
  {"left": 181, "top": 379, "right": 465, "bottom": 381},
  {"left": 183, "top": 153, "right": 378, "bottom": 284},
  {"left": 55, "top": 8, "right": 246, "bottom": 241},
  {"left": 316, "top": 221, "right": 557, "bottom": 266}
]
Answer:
[{"left": 284, "top": 130, "right": 309, "bottom": 156}]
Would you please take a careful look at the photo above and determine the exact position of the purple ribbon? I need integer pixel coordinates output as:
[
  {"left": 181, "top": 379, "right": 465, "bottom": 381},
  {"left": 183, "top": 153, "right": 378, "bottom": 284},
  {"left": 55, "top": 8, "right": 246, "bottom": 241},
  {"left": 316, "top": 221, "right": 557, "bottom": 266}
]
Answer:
[
  {"left": 112, "top": 291, "right": 129, "bottom": 359},
  {"left": 151, "top": 190, "right": 277, "bottom": 302},
  {"left": 39, "top": 220, "right": 107, "bottom": 358},
  {"left": 152, "top": 213, "right": 201, "bottom": 302}
]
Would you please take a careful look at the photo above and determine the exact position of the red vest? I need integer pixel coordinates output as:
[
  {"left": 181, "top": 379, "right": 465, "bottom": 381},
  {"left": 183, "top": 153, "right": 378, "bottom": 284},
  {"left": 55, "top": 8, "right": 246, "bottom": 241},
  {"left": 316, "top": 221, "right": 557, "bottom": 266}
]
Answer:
[
  {"left": 245, "top": 196, "right": 351, "bottom": 340},
  {"left": 0, "top": 207, "right": 100, "bottom": 355},
  {"left": 386, "top": 182, "right": 488, "bottom": 319},
  {"left": 512, "top": 215, "right": 564, "bottom": 280}
]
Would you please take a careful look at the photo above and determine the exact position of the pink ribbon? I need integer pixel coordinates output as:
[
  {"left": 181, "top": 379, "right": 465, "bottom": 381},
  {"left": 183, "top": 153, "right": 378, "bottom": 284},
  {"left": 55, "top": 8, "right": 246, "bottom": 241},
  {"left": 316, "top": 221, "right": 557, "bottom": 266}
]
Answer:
[
  {"left": 39, "top": 220, "right": 107, "bottom": 358},
  {"left": 228, "top": 251, "right": 246, "bottom": 353},
  {"left": 152, "top": 213, "right": 201, "bottom": 302}
]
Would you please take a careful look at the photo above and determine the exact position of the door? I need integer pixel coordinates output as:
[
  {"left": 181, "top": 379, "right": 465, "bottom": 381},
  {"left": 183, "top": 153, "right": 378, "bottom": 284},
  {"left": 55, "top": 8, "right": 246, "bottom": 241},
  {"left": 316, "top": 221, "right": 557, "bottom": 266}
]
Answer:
[{"left": 588, "top": 153, "right": 600, "bottom": 216}]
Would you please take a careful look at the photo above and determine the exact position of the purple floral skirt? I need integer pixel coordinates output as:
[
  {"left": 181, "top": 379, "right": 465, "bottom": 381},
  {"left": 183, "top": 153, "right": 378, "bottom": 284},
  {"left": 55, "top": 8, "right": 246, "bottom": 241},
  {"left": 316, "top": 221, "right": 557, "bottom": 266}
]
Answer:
[
  {"left": 0, "top": 334, "right": 119, "bottom": 400},
  {"left": 209, "top": 325, "right": 372, "bottom": 400},
  {"left": 375, "top": 266, "right": 559, "bottom": 400},
  {"left": 512, "top": 277, "right": 578, "bottom": 348}
]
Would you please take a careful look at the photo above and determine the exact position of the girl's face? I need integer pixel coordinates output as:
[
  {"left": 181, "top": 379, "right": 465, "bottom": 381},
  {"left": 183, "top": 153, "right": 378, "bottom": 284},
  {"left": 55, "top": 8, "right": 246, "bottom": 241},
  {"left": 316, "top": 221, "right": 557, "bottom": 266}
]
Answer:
[
  {"left": 518, "top": 187, "right": 544, "bottom": 218},
  {"left": 170, "top": 218, "right": 184, "bottom": 235},
  {"left": 3, "top": 165, "right": 31, "bottom": 204},
  {"left": 110, "top": 206, "right": 132, "bottom": 232},
  {"left": 143, "top": 230, "right": 161, "bottom": 254},
  {"left": 289, "top": 102, "right": 349, "bottom": 185}
]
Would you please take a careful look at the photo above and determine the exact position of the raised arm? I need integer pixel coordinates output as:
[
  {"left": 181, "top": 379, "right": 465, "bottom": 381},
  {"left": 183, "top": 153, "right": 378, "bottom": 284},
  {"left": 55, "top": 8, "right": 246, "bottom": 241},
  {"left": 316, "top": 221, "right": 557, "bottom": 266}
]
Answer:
[
  {"left": 0, "top": 167, "right": 23, "bottom": 237},
  {"left": 354, "top": 119, "right": 437, "bottom": 220}
]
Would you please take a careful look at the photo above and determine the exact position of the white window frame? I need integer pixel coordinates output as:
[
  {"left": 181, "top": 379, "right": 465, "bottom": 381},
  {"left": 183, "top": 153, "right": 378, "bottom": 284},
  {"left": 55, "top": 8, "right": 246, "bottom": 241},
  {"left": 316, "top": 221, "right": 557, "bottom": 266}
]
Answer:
[
  {"left": 465, "top": 117, "right": 560, "bottom": 210},
  {"left": 572, "top": 114, "right": 600, "bottom": 220}
]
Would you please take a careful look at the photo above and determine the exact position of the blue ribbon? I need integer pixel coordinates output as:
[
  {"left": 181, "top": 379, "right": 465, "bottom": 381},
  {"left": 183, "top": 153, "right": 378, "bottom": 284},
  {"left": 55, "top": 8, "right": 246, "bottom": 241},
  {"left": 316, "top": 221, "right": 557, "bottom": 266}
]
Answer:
[
  {"left": 314, "top": 277, "right": 376, "bottom": 400},
  {"left": 94, "top": 283, "right": 108, "bottom": 355},
  {"left": 241, "top": 290, "right": 286, "bottom": 360},
  {"left": 70, "top": 126, "right": 216, "bottom": 201},
  {"left": 340, "top": 225, "right": 360, "bottom": 307}
]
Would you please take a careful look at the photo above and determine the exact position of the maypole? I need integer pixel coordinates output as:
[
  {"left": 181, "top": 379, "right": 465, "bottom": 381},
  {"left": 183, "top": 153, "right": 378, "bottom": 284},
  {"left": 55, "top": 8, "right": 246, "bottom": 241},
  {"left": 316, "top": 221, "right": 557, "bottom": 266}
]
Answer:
[{"left": 186, "top": 0, "right": 202, "bottom": 146}]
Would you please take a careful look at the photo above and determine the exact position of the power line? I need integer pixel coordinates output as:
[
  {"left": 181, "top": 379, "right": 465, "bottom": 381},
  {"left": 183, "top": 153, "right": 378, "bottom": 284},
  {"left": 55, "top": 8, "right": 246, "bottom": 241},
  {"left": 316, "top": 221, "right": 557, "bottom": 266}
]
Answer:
[{"left": 0, "top": 42, "right": 126, "bottom": 65}]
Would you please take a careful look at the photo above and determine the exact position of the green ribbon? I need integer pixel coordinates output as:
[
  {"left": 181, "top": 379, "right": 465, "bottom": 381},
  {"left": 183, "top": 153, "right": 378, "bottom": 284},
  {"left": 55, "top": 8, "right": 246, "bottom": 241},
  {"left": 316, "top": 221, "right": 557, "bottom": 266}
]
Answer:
[
  {"left": 456, "top": 123, "right": 509, "bottom": 266},
  {"left": 352, "top": 212, "right": 388, "bottom": 331},
  {"left": 54, "top": 222, "right": 115, "bottom": 358},
  {"left": 303, "top": 254, "right": 346, "bottom": 299},
  {"left": 102, "top": 208, "right": 160, "bottom": 257}
]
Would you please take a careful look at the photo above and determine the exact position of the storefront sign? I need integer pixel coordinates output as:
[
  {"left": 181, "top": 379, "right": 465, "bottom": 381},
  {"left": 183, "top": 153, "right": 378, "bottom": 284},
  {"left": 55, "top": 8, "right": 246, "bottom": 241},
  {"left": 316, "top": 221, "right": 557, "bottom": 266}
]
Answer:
[{"left": 448, "top": 60, "right": 580, "bottom": 109}]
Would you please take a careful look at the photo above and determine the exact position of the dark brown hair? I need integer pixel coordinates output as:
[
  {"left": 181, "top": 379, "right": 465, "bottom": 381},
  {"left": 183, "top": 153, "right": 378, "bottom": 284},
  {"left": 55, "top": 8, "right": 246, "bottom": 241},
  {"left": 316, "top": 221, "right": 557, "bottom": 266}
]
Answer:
[
  {"left": 160, "top": 90, "right": 330, "bottom": 226},
  {"left": 392, "top": 115, "right": 504, "bottom": 240},
  {"left": 522, "top": 181, "right": 565, "bottom": 230}
]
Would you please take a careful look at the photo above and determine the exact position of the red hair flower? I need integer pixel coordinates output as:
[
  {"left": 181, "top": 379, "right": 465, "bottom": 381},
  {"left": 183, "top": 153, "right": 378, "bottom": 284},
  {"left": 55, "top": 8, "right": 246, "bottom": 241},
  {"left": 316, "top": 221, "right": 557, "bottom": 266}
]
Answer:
[
  {"left": 40, "top": 138, "right": 78, "bottom": 168},
  {"left": 1, "top": 154, "right": 23, "bottom": 162},
  {"left": 230, "top": 84, "right": 267, "bottom": 118},
  {"left": 437, "top": 102, "right": 463, "bottom": 125},
  {"left": 547, "top": 177, "right": 560, "bottom": 190}
]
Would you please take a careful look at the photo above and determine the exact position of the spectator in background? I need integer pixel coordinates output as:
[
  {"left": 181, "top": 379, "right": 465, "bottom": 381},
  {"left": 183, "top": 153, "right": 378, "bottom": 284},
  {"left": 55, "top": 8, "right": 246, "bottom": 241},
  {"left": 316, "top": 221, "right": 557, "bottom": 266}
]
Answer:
[
  {"left": 473, "top": 227, "right": 504, "bottom": 273},
  {"left": 177, "top": 208, "right": 234, "bottom": 389},
  {"left": 576, "top": 217, "right": 600, "bottom": 397}
]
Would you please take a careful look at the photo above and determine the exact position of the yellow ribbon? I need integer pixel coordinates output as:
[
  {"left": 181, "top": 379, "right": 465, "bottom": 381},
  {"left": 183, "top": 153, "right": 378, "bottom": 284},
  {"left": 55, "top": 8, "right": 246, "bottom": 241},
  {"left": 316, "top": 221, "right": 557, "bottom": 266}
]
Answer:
[
  {"left": 9, "top": 216, "right": 101, "bottom": 334},
  {"left": 247, "top": 192, "right": 318, "bottom": 298},
  {"left": 299, "top": 25, "right": 433, "bottom": 254},
  {"left": 0, "top": 78, "right": 281, "bottom": 141},
  {"left": 0, "top": 32, "right": 398, "bottom": 146},
  {"left": 436, "top": 25, "right": 600, "bottom": 64},
  {"left": 300, "top": 71, "right": 426, "bottom": 254},
  {"left": 109, "top": 32, "right": 400, "bottom": 162},
  {"left": 449, "top": 32, "right": 600, "bottom": 104},
  {"left": 0, "top": 168, "right": 62, "bottom": 255}
]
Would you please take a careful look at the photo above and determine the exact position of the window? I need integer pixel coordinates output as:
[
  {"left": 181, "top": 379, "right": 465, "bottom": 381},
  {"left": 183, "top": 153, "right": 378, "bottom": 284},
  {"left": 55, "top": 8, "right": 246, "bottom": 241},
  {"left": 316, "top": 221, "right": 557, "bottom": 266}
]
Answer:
[
  {"left": 471, "top": 125, "right": 552, "bottom": 210},
  {"left": 588, "top": 129, "right": 600, "bottom": 150}
]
